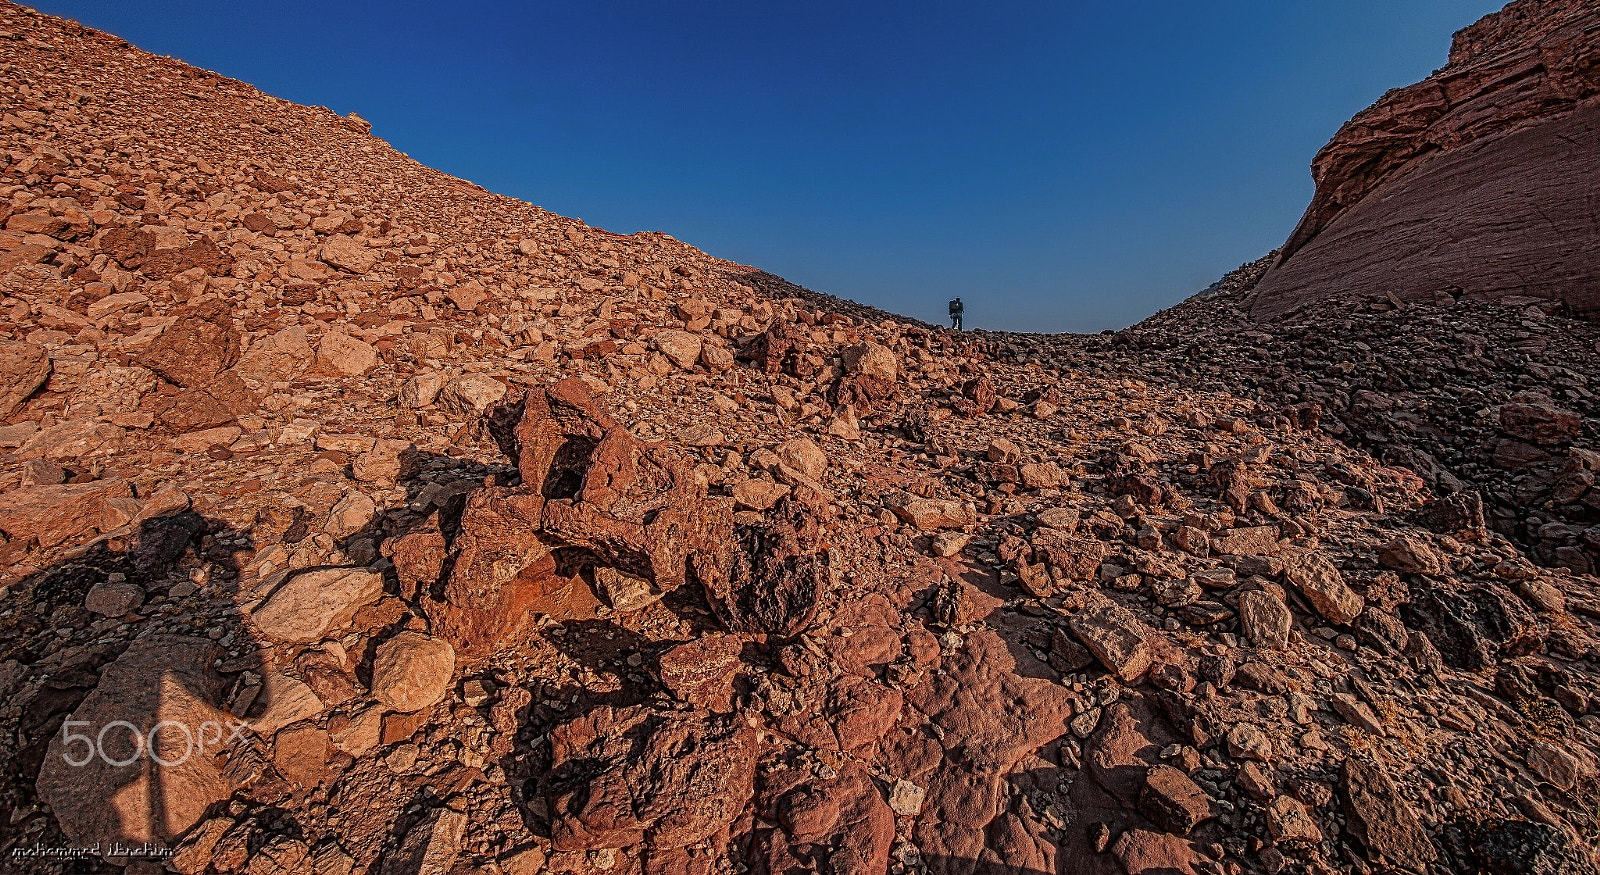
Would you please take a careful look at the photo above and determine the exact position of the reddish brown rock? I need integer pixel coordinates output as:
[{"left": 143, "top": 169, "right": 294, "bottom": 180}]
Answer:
[
  {"left": 1339, "top": 758, "right": 1438, "bottom": 869},
  {"left": 707, "top": 511, "right": 829, "bottom": 638},
  {"left": 35, "top": 636, "right": 230, "bottom": 856},
  {"left": 777, "top": 671, "right": 902, "bottom": 753},
  {"left": 138, "top": 299, "right": 241, "bottom": 388},
  {"left": 383, "top": 514, "right": 447, "bottom": 600},
  {"left": 752, "top": 763, "right": 894, "bottom": 875},
  {"left": 657, "top": 635, "right": 742, "bottom": 713},
  {"left": 546, "top": 705, "right": 757, "bottom": 851},
  {"left": 0, "top": 339, "right": 50, "bottom": 418},
  {"left": 1500, "top": 402, "right": 1583, "bottom": 445},
  {"left": 1139, "top": 765, "right": 1213, "bottom": 835},
  {"left": 140, "top": 235, "right": 230, "bottom": 279},
  {"left": 1252, "top": 1, "right": 1600, "bottom": 319},
  {"left": 0, "top": 478, "right": 134, "bottom": 548}
]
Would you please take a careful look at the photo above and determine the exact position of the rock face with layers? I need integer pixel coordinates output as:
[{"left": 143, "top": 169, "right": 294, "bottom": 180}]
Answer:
[{"left": 1250, "top": 0, "right": 1600, "bottom": 319}]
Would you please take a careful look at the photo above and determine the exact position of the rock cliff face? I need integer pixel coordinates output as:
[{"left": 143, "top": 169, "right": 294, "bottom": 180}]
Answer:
[{"left": 1250, "top": 0, "right": 1600, "bottom": 320}]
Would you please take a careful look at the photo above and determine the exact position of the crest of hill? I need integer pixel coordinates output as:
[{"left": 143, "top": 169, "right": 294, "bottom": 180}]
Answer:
[{"left": 0, "top": 0, "right": 918, "bottom": 331}]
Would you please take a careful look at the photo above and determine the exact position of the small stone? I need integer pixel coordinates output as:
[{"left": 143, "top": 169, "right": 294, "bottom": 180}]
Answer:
[
  {"left": 316, "top": 332, "right": 378, "bottom": 376},
  {"left": 888, "top": 779, "right": 926, "bottom": 816},
  {"left": 400, "top": 371, "right": 446, "bottom": 408},
  {"left": 437, "top": 374, "right": 507, "bottom": 414},
  {"left": 775, "top": 437, "right": 828, "bottom": 480},
  {"left": 887, "top": 497, "right": 975, "bottom": 530},
  {"left": 1330, "top": 693, "right": 1385, "bottom": 736},
  {"left": 932, "top": 532, "right": 970, "bottom": 558},
  {"left": 1283, "top": 550, "right": 1364, "bottom": 625},
  {"left": 732, "top": 478, "right": 789, "bottom": 511},
  {"left": 1524, "top": 740, "right": 1582, "bottom": 791},
  {"left": 84, "top": 580, "right": 145, "bottom": 616},
  {"left": 1226, "top": 724, "right": 1273, "bottom": 761},
  {"left": 1338, "top": 758, "right": 1437, "bottom": 868},
  {"left": 1139, "top": 765, "right": 1213, "bottom": 835},
  {"left": 593, "top": 566, "right": 664, "bottom": 613},
  {"left": 1068, "top": 599, "right": 1152, "bottom": 683},
  {"left": 1237, "top": 590, "right": 1292, "bottom": 649},
  {"left": 325, "top": 491, "right": 377, "bottom": 540},
  {"left": 1266, "top": 796, "right": 1322, "bottom": 843},
  {"left": 652, "top": 329, "right": 703, "bottom": 369},
  {"left": 986, "top": 437, "right": 1023, "bottom": 463},
  {"left": 319, "top": 234, "right": 377, "bottom": 273},
  {"left": 461, "top": 678, "right": 496, "bottom": 708},
  {"left": 657, "top": 635, "right": 742, "bottom": 713},
  {"left": 353, "top": 439, "right": 419, "bottom": 484},
  {"left": 841, "top": 341, "right": 898, "bottom": 382},
  {"left": 250, "top": 568, "right": 383, "bottom": 644}
]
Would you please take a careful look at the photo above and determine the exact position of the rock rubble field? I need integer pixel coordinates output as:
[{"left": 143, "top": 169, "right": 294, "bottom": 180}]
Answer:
[{"left": 0, "top": 2, "right": 1596, "bottom": 875}]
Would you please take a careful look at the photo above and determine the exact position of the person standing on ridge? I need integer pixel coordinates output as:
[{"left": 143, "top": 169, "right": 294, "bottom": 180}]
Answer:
[{"left": 949, "top": 297, "right": 964, "bottom": 331}]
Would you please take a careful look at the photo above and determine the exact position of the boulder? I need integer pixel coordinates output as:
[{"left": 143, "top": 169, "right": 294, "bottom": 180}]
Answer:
[
  {"left": 0, "top": 339, "right": 50, "bottom": 417},
  {"left": 1139, "top": 766, "right": 1213, "bottom": 835},
  {"left": 35, "top": 636, "right": 230, "bottom": 855},
  {"left": 370, "top": 632, "right": 456, "bottom": 714},
  {"left": 138, "top": 300, "right": 241, "bottom": 388},
  {"left": 1283, "top": 551, "right": 1364, "bottom": 625},
  {"left": 651, "top": 329, "right": 703, "bottom": 370},
  {"left": 0, "top": 478, "right": 134, "bottom": 548},
  {"left": 316, "top": 331, "right": 378, "bottom": 376},
  {"left": 1069, "top": 598, "right": 1153, "bottom": 682},
  {"left": 250, "top": 567, "right": 384, "bottom": 644},
  {"left": 1338, "top": 759, "right": 1437, "bottom": 868},
  {"left": 546, "top": 705, "right": 757, "bottom": 851},
  {"left": 1250, "top": 3, "right": 1600, "bottom": 319},
  {"left": 319, "top": 234, "right": 377, "bottom": 274},
  {"left": 841, "top": 341, "right": 898, "bottom": 382},
  {"left": 437, "top": 374, "right": 506, "bottom": 414}
]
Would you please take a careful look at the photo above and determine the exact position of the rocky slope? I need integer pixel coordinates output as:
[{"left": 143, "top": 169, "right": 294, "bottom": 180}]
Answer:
[
  {"left": 1248, "top": 0, "right": 1600, "bottom": 320},
  {"left": 0, "top": 4, "right": 1597, "bottom": 875}
]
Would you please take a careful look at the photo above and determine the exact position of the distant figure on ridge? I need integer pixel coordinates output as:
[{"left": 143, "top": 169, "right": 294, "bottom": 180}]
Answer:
[{"left": 949, "top": 297, "right": 964, "bottom": 331}]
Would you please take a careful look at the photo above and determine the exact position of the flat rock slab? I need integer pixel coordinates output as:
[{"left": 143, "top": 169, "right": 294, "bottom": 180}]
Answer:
[
  {"left": 0, "top": 477, "right": 133, "bottom": 548},
  {"left": 36, "top": 636, "right": 229, "bottom": 853},
  {"left": 250, "top": 567, "right": 384, "bottom": 644}
]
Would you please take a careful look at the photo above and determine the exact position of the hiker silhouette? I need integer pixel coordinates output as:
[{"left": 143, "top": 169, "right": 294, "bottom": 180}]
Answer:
[{"left": 949, "top": 297, "right": 964, "bottom": 330}]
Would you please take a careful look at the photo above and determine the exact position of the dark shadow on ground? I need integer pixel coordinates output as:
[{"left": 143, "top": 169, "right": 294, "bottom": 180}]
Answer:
[{"left": 0, "top": 506, "right": 260, "bottom": 875}]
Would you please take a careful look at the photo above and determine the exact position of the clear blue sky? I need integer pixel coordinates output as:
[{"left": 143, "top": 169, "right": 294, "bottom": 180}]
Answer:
[{"left": 38, "top": 0, "right": 1505, "bottom": 332}]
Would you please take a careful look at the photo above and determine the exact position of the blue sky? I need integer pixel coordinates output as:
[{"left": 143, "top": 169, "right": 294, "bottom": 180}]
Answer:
[{"left": 39, "top": 1, "right": 1505, "bottom": 332}]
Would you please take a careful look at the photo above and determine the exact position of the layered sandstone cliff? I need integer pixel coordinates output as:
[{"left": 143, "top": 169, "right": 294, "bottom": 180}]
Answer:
[{"left": 1250, "top": 0, "right": 1600, "bottom": 320}]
